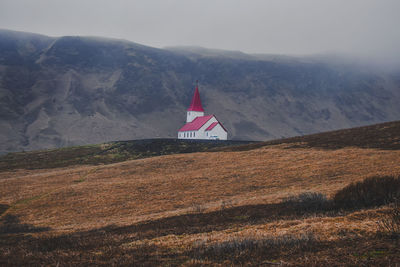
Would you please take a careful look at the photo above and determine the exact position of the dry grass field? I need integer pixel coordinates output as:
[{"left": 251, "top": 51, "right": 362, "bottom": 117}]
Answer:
[{"left": 1, "top": 121, "right": 400, "bottom": 266}]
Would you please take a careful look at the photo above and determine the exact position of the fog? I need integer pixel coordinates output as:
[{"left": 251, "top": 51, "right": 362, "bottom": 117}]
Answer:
[{"left": 1, "top": 0, "right": 400, "bottom": 67}]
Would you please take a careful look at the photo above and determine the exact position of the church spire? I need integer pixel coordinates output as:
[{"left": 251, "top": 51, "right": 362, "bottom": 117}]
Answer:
[{"left": 187, "top": 81, "right": 204, "bottom": 112}]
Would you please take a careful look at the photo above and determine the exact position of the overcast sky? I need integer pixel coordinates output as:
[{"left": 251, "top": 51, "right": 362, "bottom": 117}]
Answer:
[{"left": 1, "top": 0, "right": 400, "bottom": 65}]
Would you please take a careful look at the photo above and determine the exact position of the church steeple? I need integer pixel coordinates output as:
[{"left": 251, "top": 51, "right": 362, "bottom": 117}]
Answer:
[
  {"left": 187, "top": 81, "right": 204, "bottom": 112},
  {"left": 186, "top": 81, "right": 205, "bottom": 122}
]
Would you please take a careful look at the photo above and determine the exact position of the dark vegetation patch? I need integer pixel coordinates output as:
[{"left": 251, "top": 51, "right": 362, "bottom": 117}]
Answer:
[
  {"left": 217, "top": 120, "right": 400, "bottom": 152},
  {"left": 0, "top": 231, "right": 174, "bottom": 266},
  {"left": 0, "top": 139, "right": 254, "bottom": 171},
  {"left": 378, "top": 201, "right": 400, "bottom": 238},
  {"left": 0, "top": 214, "right": 50, "bottom": 234},
  {"left": 189, "top": 232, "right": 318, "bottom": 264},
  {"left": 0, "top": 204, "right": 9, "bottom": 216},
  {"left": 282, "top": 192, "right": 330, "bottom": 212},
  {"left": 333, "top": 176, "right": 400, "bottom": 210},
  {"left": 187, "top": 236, "right": 400, "bottom": 266},
  {"left": 0, "top": 220, "right": 398, "bottom": 266}
]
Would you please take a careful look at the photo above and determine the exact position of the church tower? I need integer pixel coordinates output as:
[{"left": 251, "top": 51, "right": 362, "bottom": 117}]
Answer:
[
  {"left": 178, "top": 81, "right": 228, "bottom": 140},
  {"left": 186, "top": 82, "right": 204, "bottom": 122}
]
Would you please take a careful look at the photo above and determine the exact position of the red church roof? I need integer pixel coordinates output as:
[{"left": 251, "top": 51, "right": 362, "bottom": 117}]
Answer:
[
  {"left": 178, "top": 115, "right": 213, "bottom": 132},
  {"left": 205, "top": 122, "right": 219, "bottom": 131},
  {"left": 187, "top": 84, "right": 204, "bottom": 112}
]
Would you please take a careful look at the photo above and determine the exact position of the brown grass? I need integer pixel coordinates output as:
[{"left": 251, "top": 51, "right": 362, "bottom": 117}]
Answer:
[
  {"left": 1, "top": 141, "right": 400, "bottom": 265},
  {"left": 1, "top": 144, "right": 400, "bottom": 231}
]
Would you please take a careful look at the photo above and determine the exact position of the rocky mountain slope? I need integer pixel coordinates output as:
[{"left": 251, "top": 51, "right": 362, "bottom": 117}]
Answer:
[{"left": 1, "top": 29, "right": 400, "bottom": 154}]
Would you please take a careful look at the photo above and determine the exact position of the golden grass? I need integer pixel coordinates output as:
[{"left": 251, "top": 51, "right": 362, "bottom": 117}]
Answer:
[
  {"left": 124, "top": 207, "right": 386, "bottom": 250},
  {"left": 1, "top": 143, "right": 400, "bottom": 233},
  {"left": 1, "top": 142, "right": 400, "bottom": 265}
]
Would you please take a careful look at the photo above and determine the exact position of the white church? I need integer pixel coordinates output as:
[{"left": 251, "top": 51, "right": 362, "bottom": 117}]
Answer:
[{"left": 178, "top": 83, "right": 228, "bottom": 140}]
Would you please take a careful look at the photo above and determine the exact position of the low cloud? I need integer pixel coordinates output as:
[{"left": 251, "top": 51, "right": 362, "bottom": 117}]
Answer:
[{"left": 1, "top": 0, "right": 399, "bottom": 67}]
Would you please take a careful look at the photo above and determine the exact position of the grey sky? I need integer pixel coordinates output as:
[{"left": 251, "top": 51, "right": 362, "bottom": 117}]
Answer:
[{"left": 1, "top": 0, "right": 400, "bottom": 64}]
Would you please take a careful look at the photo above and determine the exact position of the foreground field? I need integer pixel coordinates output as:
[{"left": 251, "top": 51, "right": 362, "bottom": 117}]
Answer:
[{"left": 1, "top": 121, "right": 400, "bottom": 265}]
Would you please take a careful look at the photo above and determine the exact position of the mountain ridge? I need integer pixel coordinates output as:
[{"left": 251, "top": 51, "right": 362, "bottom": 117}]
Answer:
[{"left": 1, "top": 29, "right": 400, "bottom": 154}]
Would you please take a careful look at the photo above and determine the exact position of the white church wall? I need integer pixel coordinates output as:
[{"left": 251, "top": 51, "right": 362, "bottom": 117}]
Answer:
[
  {"left": 178, "top": 130, "right": 201, "bottom": 139},
  {"left": 205, "top": 123, "right": 227, "bottom": 140},
  {"left": 178, "top": 131, "right": 197, "bottom": 139},
  {"left": 196, "top": 116, "right": 218, "bottom": 139}
]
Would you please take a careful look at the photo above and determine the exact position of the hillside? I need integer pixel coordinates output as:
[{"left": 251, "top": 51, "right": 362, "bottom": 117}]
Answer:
[
  {"left": 0, "top": 139, "right": 254, "bottom": 171},
  {"left": 1, "top": 29, "right": 400, "bottom": 154},
  {"left": 1, "top": 121, "right": 400, "bottom": 265}
]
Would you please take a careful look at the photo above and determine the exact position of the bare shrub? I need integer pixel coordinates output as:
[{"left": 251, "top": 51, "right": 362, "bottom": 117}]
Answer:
[
  {"left": 282, "top": 192, "right": 330, "bottom": 212},
  {"left": 190, "top": 232, "right": 317, "bottom": 260},
  {"left": 377, "top": 199, "right": 400, "bottom": 237},
  {"left": 333, "top": 176, "right": 400, "bottom": 210}
]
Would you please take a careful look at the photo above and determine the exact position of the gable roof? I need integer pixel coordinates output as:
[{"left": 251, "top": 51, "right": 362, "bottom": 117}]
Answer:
[
  {"left": 187, "top": 85, "right": 204, "bottom": 112},
  {"left": 205, "top": 122, "right": 219, "bottom": 131},
  {"left": 178, "top": 115, "right": 213, "bottom": 132},
  {"left": 208, "top": 115, "right": 228, "bottom": 133}
]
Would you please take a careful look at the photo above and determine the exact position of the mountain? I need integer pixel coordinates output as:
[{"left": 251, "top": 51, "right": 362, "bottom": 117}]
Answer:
[{"left": 1, "top": 29, "right": 400, "bottom": 154}]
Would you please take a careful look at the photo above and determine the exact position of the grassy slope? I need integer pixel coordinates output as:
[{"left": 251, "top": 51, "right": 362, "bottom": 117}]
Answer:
[
  {"left": 1, "top": 121, "right": 400, "bottom": 266},
  {"left": 217, "top": 120, "right": 400, "bottom": 152},
  {"left": 0, "top": 139, "right": 254, "bottom": 171}
]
